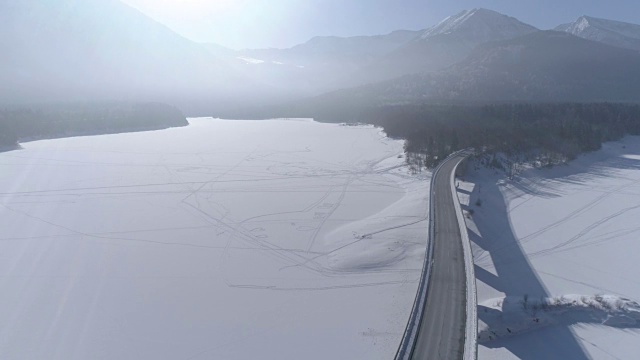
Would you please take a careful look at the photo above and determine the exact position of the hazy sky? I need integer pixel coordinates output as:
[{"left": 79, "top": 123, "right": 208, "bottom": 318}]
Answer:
[{"left": 121, "top": 0, "right": 640, "bottom": 49}]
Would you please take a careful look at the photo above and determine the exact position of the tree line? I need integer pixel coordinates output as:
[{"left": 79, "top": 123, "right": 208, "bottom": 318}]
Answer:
[
  {"left": 359, "top": 103, "right": 640, "bottom": 171},
  {"left": 0, "top": 102, "right": 187, "bottom": 150}
]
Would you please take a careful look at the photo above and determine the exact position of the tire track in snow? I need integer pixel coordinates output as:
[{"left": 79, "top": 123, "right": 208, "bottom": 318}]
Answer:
[
  {"left": 529, "top": 203, "right": 640, "bottom": 258},
  {"left": 518, "top": 176, "right": 640, "bottom": 245}
]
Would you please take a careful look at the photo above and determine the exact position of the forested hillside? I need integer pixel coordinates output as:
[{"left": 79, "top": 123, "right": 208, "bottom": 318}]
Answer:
[
  {"left": 362, "top": 103, "right": 640, "bottom": 171},
  {"left": 0, "top": 102, "right": 187, "bottom": 149}
]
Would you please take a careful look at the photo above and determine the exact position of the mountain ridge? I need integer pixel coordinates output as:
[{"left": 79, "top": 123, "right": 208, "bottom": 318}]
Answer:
[
  {"left": 419, "top": 8, "right": 538, "bottom": 42},
  {"left": 556, "top": 15, "right": 640, "bottom": 51},
  {"left": 352, "top": 8, "right": 539, "bottom": 85},
  {"left": 290, "top": 30, "right": 640, "bottom": 120}
]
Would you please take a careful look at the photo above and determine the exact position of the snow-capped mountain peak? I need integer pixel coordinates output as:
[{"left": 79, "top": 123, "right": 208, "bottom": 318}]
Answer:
[
  {"left": 558, "top": 16, "right": 640, "bottom": 38},
  {"left": 556, "top": 16, "right": 640, "bottom": 51},
  {"left": 419, "top": 8, "right": 537, "bottom": 43}
]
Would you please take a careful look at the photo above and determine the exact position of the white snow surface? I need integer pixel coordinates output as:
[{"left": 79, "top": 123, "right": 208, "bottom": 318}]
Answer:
[
  {"left": 0, "top": 118, "right": 430, "bottom": 360},
  {"left": 478, "top": 294, "right": 640, "bottom": 344},
  {"left": 236, "top": 56, "right": 265, "bottom": 64},
  {"left": 457, "top": 137, "right": 640, "bottom": 359}
]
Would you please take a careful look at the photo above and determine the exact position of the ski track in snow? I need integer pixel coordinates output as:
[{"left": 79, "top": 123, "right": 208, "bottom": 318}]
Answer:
[{"left": 0, "top": 118, "right": 429, "bottom": 360}]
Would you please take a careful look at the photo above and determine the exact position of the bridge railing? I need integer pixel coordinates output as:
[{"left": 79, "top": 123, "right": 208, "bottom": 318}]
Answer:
[
  {"left": 450, "top": 153, "right": 478, "bottom": 360},
  {"left": 393, "top": 149, "right": 474, "bottom": 360}
]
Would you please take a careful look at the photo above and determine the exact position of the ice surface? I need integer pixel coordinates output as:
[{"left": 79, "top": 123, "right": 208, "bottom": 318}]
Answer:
[
  {"left": 236, "top": 56, "right": 265, "bottom": 65},
  {"left": 0, "top": 118, "right": 429, "bottom": 360}
]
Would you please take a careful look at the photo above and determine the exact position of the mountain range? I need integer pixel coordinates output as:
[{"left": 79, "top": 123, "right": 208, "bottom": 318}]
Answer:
[
  {"left": 307, "top": 31, "right": 640, "bottom": 112},
  {"left": 292, "top": 11, "right": 640, "bottom": 116},
  {"left": 218, "top": 8, "right": 540, "bottom": 97},
  {"left": 2, "top": 1, "right": 640, "bottom": 115}
]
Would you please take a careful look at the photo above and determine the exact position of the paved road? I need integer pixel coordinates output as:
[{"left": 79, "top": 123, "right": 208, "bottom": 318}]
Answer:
[{"left": 412, "top": 153, "right": 468, "bottom": 360}]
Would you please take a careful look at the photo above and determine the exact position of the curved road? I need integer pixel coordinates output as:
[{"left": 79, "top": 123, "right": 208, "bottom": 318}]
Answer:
[{"left": 412, "top": 152, "right": 469, "bottom": 360}]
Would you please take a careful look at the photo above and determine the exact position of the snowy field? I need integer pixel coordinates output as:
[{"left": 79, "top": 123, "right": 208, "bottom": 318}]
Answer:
[
  {"left": 0, "top": 118, "right": 429, "bottom": 359},
  {"left": 457, "top": 137, "right": 640, "bottom": 359}
]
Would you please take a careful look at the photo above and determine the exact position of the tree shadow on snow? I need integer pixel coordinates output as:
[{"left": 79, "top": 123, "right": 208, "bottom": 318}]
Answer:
[
  {"left": 506, "top": 138, "right": 640, "bottom": 198},
  {"left": 466, "top": 175, "right": 591, "bottom": 360},
  {"left": 478, "top": 300, "right": 640, "bottom": 356}
]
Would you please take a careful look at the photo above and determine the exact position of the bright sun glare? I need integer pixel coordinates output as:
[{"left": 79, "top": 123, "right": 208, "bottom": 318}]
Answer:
[
  {"left": 121, "top": 0, "right": 291, "bottom": 48},
  {"left": 124, "top": 0, "right": 242, "bottom": 19}
]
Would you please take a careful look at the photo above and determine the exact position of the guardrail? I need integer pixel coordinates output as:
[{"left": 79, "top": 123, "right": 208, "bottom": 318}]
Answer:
[
  {"left": 451, "top": 156, "right": 478, "bottom": 360},
  {"left": 393, "top": 150, "right": 471, "bottom": 360}
]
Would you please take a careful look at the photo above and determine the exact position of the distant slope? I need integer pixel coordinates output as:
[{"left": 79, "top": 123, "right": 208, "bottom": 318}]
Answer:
[
  {"left": 357, "top": 8, "right": 538, "bottom": 83},
  {"left": 212, "top": 8, "right": 539, "bottom": 102},
  {"left": 224, "top": 30, "right": 421, "bottom": 96},
  {"left": 422, "top": 31, "right": 640, "bottom": 102},
  {"left": 556, "top": 16, "right": 640, "bottom": 52},
  {"left": 301, "top": 31, "right": 640, "bottom": 116},
  {"left": 243, "top": 30, "right": 420, "bottom": 63},
  {"left": 424, "top": 31, "right": 640, "bottom": 102},
  {"left": 0, "top": 0, "right": 261, "bottom": 112},
  {"left": 0, "top": 102, "right": 187, "bottom": 149}
]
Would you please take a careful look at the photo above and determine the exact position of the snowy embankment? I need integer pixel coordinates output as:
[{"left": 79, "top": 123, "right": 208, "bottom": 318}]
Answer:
[
  {"left": 457, "top": 136, "right": 640, "bottom": 359},
  {"left": 478, "top": 295, "right": 640, "bottom": 342},
  {"left": 0, "top": 118, "right": 429, "bottom": 360}
]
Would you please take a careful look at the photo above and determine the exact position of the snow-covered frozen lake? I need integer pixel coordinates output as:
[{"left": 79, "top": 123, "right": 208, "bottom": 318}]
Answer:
[{"left": 0, "top": 118, "right": 429, "bottom": 359}]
